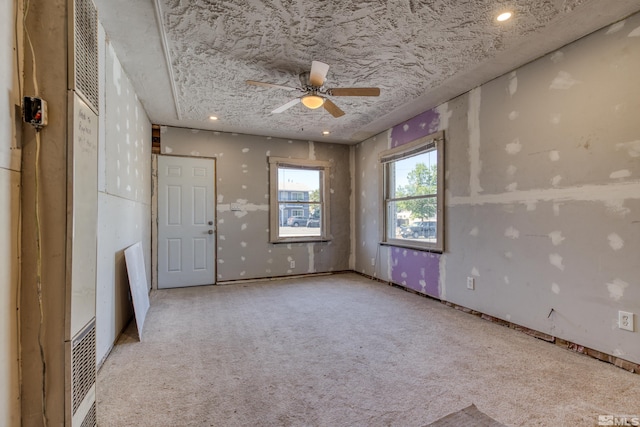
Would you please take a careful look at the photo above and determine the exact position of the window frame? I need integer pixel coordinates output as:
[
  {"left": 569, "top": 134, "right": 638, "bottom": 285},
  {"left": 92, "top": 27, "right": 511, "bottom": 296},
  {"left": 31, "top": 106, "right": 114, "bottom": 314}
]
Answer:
[
  {"left": 269, "top": 157, "right": 331, "bottom": 243},
  {"left": 379, "top": 131, "right": 445, "bottom": 252}
]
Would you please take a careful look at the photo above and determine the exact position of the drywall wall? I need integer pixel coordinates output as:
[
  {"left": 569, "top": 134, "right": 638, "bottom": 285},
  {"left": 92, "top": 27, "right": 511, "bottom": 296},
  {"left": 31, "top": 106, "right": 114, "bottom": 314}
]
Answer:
[
  {"left": 160, "top": 128, "right": 351, "bottom": 282},
  {"left": 96, "top": 29, "right": 151, "bottom": 365},
  {"left": 355, "top": 13, "right": 640, "bottom": 364},
  {"left": 0, "top": 0, "right": 21, "bottom": 424}
]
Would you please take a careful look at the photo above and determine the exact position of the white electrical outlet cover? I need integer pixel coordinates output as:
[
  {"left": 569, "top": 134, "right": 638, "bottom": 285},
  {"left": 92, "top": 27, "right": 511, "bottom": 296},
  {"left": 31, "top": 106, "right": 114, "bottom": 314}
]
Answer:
[
  {"left": 619, "top": 311, "right": 634, "bottom": 332},
  {"left": 467, "top": 277, "right": 475, "bottom": 290}
]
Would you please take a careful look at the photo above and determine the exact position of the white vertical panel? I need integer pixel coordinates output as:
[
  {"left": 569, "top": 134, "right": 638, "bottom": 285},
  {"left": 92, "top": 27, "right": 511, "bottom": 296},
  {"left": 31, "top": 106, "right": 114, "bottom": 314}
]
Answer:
[
  {"left": 167, "top": 185, "right": 181, "bottom": 225},
  {"left": 193, "top": 238, "right": 206, "bottom": 270},
  {"left": 0, "top": 169, "right": 20, "bottom": 426},
  {"left": 167, "top": 239, "right": 181, "bottom": 272},
  {"left": 193, "top": 186, "right": 205, "bottom": 225},
  {"left": 69, "top": 93, "right": 98, "bottom": 338}
]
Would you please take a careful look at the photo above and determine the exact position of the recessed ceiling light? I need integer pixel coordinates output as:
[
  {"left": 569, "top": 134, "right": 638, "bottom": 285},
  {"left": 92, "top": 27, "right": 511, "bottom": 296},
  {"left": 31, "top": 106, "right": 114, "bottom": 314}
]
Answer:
[
  {"left": 497, "top": 11, "right": 512, "bottom": 22},
  {"left": 209, "top": 116, "right": 218, "bottom": 121},
  {"left": 322, "top": 131, "right": 330, "bottom": 135}
]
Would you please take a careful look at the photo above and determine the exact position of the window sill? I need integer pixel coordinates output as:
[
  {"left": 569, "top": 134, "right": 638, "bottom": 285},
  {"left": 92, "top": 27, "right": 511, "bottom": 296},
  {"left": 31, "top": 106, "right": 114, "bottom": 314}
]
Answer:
[
  {"left": 380, "top": 241, "right": 443, "bottom": 254},
  {"left": 271, "top": 237, "right": 331, "bottom": 244}
]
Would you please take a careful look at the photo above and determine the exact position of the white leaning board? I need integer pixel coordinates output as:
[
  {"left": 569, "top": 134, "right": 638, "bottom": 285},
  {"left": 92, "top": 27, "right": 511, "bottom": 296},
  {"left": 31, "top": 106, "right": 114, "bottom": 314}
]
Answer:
[{"left": 124, "top": 242, "right": 150, "bottom": 339}]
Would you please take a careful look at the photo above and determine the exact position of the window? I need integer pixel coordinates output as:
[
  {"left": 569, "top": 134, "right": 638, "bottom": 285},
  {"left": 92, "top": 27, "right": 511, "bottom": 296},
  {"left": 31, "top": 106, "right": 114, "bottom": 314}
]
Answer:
[
  {"left": 269, "top": 157, "right": 331, "bottom": 242},
  {"left": 291, "top": 192, "right": 305, "bottom": 201},
  {"left": 380, "top": 131, "right": 444, "bottom": 252}
]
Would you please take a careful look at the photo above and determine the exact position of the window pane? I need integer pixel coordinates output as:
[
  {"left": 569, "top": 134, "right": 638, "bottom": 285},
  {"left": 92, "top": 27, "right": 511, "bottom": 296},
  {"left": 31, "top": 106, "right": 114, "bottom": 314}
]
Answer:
[
  {"left": 279, "top": 202, "right": 321, "bottom": 237},
  {"left": 386, "top": 199, "right": 438, "bottom": 242},
  {"left": 278, "top": 168, "right": 320, "bottom": 201},
  {"left": 392, "top": 150, "right": 437, "bottom": 198},
  {"left": 277, "top": 168, "right": 321, "bottom": 238}
]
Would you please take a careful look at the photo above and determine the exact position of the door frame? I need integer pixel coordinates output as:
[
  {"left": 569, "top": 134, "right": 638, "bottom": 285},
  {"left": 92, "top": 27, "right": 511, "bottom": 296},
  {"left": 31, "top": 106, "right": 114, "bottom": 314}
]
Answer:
[{"left": 152, "top": 154, "right": 217, "bottom": 289}]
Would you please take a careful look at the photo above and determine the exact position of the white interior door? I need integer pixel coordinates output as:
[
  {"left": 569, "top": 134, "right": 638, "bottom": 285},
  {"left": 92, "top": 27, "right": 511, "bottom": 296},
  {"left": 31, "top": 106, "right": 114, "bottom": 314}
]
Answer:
[{"left": 158, "top": 155, "right": 216, "bottom": 288}]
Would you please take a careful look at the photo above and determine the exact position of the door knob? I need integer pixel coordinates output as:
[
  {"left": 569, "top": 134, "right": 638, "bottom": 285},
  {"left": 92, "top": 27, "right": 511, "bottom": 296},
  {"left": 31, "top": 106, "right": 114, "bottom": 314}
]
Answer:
[
  {"left": 208, "top": 221, "right": 213, "bottom": 225},
  {"left": 208, "top": 229, "right": 214, "bottom": 234}
]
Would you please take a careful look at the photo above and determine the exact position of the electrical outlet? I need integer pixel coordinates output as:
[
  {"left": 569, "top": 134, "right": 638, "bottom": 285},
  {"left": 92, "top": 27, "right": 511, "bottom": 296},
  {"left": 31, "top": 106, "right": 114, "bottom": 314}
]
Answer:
[
  {"left": 290, "top": 260, "right": 295, "bottom": 269},
  {"left": 619, "top": 311, "right": 634, "bottom": 332},
  {"left": 467, "top": 277, "right": 475, "bottom": 290}
]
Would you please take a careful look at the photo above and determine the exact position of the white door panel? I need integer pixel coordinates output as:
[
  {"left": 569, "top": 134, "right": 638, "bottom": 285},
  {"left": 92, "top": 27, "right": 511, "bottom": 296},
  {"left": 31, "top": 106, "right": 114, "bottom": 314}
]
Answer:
[{"left": 158, "top": 156, "right": 215, "bottom": 288}]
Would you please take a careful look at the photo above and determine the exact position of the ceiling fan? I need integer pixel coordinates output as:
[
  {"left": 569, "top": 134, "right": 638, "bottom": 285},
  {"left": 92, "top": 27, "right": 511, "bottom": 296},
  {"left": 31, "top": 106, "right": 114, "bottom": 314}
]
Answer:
[{"left": 246, "top": 61, "right": 380, "bottom": 118}]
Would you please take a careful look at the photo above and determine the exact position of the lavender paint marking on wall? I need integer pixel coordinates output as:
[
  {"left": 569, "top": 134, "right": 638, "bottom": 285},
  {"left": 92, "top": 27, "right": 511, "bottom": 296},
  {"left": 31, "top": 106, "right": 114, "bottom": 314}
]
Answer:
[
  {"left": 390, "top": 108, "right": 440, "bottom": 148},
  {"left": 390, "top": 248, "right": 440, "bottom": 298},
  {"left": 388, "top": 108, "right": 442, "bottom": 297}
]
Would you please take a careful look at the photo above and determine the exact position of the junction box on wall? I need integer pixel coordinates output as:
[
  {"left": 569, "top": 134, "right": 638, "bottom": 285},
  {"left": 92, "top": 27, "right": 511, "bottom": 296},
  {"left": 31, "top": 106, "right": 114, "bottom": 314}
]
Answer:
[{"left": 23, "top": 96, "right": 48, "bottom": 129}]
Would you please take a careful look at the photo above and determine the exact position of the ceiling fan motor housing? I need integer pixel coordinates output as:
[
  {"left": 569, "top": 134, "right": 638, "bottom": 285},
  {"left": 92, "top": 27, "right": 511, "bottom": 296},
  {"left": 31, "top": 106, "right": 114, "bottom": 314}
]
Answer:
[{"left": 299, "top": 71, "right": 314, "bottom": 89}]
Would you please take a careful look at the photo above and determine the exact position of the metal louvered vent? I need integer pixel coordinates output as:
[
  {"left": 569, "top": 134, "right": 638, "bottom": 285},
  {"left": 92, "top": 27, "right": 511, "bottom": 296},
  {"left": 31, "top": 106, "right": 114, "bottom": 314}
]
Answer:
[
  {"left": 80, "top": 401, "right": 96, "bottom": 427},
  {"left": 72, "top": 322, "right": 96, "bottom": 414},
  {"left": 74, "top": 0, "right": 99, "bottom": 113}
]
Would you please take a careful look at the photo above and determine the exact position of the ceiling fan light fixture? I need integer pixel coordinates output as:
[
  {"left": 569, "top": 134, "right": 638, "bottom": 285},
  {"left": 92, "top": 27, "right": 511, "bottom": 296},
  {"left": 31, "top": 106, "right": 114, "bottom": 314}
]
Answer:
[{"left": 301, "top": 94, "right": 325, "bottom": 109}]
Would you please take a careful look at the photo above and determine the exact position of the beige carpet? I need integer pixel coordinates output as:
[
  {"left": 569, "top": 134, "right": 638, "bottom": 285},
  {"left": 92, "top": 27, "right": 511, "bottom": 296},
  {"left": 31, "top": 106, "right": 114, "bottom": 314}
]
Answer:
[{"left": 98, "top": 273, "right": 640, "bottom": 426}]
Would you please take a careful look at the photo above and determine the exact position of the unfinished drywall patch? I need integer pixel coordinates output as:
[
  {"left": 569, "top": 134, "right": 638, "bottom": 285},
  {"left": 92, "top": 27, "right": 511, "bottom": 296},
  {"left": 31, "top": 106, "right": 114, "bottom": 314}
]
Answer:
[
  {"left": 468, "top": 88, "right": 483, "bottom": 196},
  {"left": 438, "top": 254, "right": 447, "bottom": 300},
  {"left": 607, "top": 21, "right": 626, "bottom": 34},
  {"left": 550, "top": 71, "right": 581, "bottom": 90},
  {"left": 508, "top": 72, "right": 518, "bottom": 96},
  {"left": 615, "top": 140, "right": 640, "bottom": 157},
  {"left": 548, "top": 231, "right": 565, "bottom": 246},
  {"left": 607, "top": 233, "right": 624, "bottom": 251},
  {"left": 390, "top": 248, "right": 440, "bottom": 297},
  {"left": 390, "top": 108, "right": 440, "bottom": 148},
  {"left": 606, "top": 279, "right": 629, "bottom": 301}
]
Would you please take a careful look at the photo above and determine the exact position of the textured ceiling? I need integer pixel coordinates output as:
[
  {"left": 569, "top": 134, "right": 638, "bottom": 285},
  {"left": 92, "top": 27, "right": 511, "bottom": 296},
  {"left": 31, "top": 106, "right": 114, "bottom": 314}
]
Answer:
[{"left": 95, "top": 0, "right": 640, "bottom": 143}]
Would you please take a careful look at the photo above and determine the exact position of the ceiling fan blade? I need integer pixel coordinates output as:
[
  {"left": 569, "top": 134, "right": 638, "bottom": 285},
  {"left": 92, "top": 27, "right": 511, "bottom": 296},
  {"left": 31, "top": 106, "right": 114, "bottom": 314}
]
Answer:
[
  {"left": 271, "top": 98, "right": 301, "bottom": 114},
  {"left": 246, "top": 80, "right": 298, "bottom": 91},
  {"left": 323, "top": 99, "right": 345, "bottom": 118},
  {"left": 328, "top": 87, "right": 381, "bottom": 96},
  {"left": 309, "top": 61, "right": 330, "bottom": 86}
]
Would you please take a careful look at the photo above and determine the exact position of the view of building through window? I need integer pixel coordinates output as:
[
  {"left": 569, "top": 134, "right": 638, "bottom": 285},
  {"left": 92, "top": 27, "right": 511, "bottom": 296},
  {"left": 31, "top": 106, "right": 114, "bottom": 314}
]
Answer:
[{"left": 277, "top": 167, "right": 322, "bottom": 237}]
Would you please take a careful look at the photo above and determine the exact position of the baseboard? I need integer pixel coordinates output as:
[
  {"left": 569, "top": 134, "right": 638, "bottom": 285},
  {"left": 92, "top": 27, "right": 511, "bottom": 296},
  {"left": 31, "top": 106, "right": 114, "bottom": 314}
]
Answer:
[
  {"left": 355, "top": 271, "right": 639, "bottom": 375},
  {"left": 217, "top": 270, "right": 352, "bottom": 286},
  {"left": 96, "top": 314, "right": 134, "bottom": 372}
]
